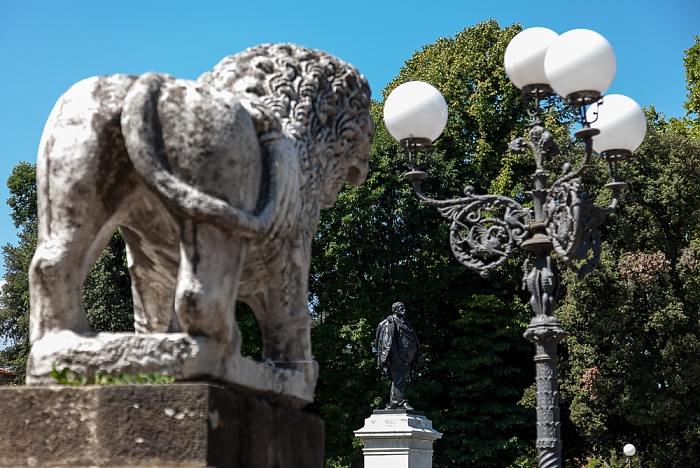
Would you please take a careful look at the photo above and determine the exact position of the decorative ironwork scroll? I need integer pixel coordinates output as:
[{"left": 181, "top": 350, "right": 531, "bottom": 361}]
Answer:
[
  {"left": 561, "top": 202, "right": 606, "bottom": 279},
  {"left": 544, "top": 163, "right": 607, "bottom": 280},
  {"left": 544, "top": 163, "right": 583, "bottom": 259},
  {"left": 420, "top": 186, "right": 532, "bottom": 278}
]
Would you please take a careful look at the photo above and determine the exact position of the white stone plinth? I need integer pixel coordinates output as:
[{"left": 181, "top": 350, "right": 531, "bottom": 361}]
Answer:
[{"left": 354, "top": 410, "right": 442, "bottom": 468}]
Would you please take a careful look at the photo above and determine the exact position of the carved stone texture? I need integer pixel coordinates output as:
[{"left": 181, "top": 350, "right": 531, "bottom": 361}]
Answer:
[{"left": 27, "top": 43, "right": 374, "bottom": 406}]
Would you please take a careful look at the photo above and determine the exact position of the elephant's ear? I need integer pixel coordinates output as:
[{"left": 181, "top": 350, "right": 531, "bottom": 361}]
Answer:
[{"left": 121, "top": 72, "right": 280, "bottom": 237}]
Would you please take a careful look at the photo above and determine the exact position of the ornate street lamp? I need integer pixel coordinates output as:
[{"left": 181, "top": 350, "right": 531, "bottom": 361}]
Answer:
[{"left": 383, "top": 27, "right": 647, "bottom": 468}]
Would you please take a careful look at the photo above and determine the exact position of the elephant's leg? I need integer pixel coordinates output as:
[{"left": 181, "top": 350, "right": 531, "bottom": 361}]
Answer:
[
  {"left": 174, "top": 220, "right": 247, "bottom": 358},
  {"left": 121, "top": 226, "right": 180, "bottom": 334},
  {"left": 254, "top": 246, "right": 313, "bottom": 368},
  {"left": 29, "top": 218, "right": 117, "bottom": 343},
  {"left": 119, "top": 197, "right": 181, "bottom": 334},
  {"left": 30, "top": 75, "right": 139, "bottom": 344}
]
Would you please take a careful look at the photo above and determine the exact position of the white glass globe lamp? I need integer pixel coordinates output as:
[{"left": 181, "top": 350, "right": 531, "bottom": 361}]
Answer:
[
  {"left": 504, "top": 27, "right": 559, "bottom": 96},
  {"left": 383, "top": 81, "right": 448, "bottom": 146},
  {"left": 544, "top": 29, "right": 617, "bottom": 105},
  {"left": 586, "top": 94, "right": 647, "bottom": 160},
  {"left": 623, "top": 444, "right": 636, "bottom": 457}
]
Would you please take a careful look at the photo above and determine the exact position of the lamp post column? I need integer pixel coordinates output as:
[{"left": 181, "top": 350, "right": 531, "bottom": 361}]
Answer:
[
  {"left": 521, "top": 249, "right": 566, "bottom": 468},
  {"left": 519, "top": 125, "right": 566, "bottom": 467}
]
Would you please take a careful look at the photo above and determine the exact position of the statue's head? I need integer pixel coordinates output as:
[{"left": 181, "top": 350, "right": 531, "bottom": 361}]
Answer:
[{"left": 392, "top": 302, "right": 406, "bottom": 319}]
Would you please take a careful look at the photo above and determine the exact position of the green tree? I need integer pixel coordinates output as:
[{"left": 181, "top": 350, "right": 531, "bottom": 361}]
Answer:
[
  {"left": 311, "top": 20, "right": 573, "bottom": 467},
  {"left": 0, "top": 162, "right": 135, "bottom": 383},
  {"left": 670, "top": 36, "right": 700, "bottom": 137},
  {"left": 0, "top": 162, "right": 37, "bottom": 382},
  {"left": 558, "top": 126, "right": 700, "bottom": 466},
  {"left": 683, "top": 37, "right": 700, "bottom": 121},
  {"left": 81, "top": 230, "right": 134, "bottom": 333}
]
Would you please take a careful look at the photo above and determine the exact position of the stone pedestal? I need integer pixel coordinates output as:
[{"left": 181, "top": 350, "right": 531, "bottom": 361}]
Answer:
[
  {"left": 354, "top": 410, "right": 442, "bottom": 468},
  {"left": 0, "top": 383, "right": 324, "bottom": 467}
]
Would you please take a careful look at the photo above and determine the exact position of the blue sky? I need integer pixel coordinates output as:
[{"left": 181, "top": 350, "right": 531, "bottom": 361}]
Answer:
[{"left": 0, "top": 0, "right": 698, "bottom": 273}]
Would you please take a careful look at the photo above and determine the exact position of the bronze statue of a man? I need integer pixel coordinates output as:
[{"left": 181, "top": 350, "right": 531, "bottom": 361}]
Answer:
[{"left": 375, "top": 302, "right": 423, "bottom": 410}]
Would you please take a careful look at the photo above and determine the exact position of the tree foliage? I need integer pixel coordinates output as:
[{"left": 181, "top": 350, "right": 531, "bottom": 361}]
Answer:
[
  {"left": 684, "top": 36, "right": 700, "bottom": 121},
  {"left": 0, "top": 163, "right": 134, "bottom": 383},
  {"left": 0, "top": 162, "right": 37, "bottom": 382},
  {"left": 558, "top": 122, "right": 700, "bottom": 466},
  {"left": 81, "top": 230, "right": 135, "bottom": 333},
  {"left": 670, "top": 36, "right": 700, "bottom": 138}
]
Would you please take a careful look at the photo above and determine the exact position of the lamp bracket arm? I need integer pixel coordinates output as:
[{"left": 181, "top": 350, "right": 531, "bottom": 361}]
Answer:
[
  {"left": 556, "top": 201, "right": 606, "bottom": 280},
  {"left": 542, "top": 161, "right": 610, "bottom": 280},
  {"left": 604, "top": 186, "right": 625, "bottom": 212},
  {"left": 428, "top": 189, "right": 532, "bottom": 278}
]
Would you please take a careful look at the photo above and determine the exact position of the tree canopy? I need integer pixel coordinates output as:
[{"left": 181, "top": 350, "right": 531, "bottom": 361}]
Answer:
[
  {"left": 0, "top": 161, "right": 37, "bottom": 382},
  {"left": 671, "top": 36, "right": 700, "bottom": 138},
  {"left": 683, "top": 37, "right": 700, "bottom": 121},
  {"left": 558, "top": 120, "right": 700, "bottom": 467}
]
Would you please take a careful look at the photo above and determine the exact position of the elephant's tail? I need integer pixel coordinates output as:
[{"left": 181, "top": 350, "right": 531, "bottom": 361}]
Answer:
[{"left": 120, "top": 72, "right": 280, "bottom": 238}]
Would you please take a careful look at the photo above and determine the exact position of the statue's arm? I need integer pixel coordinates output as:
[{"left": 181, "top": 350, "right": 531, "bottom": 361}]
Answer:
[
  {"left": 375, "top": 318, "right": 394, "bottom": 368},
  {"left": 375, "top": 322, "right": 383, "bottom": 368}
]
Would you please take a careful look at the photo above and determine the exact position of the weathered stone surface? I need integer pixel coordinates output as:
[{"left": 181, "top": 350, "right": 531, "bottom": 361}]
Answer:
[
  {"left": 28, "top": 331, "right": 316, "bottom": 407},
  {"left": 354, "top": 410, "right": 442, "bottom": 468},
  {"left": 0, "top": 383, "right": 324, "bottom": 467},
  {"left": 27, "top": 43, "right": 374, "bottom": 406}
]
